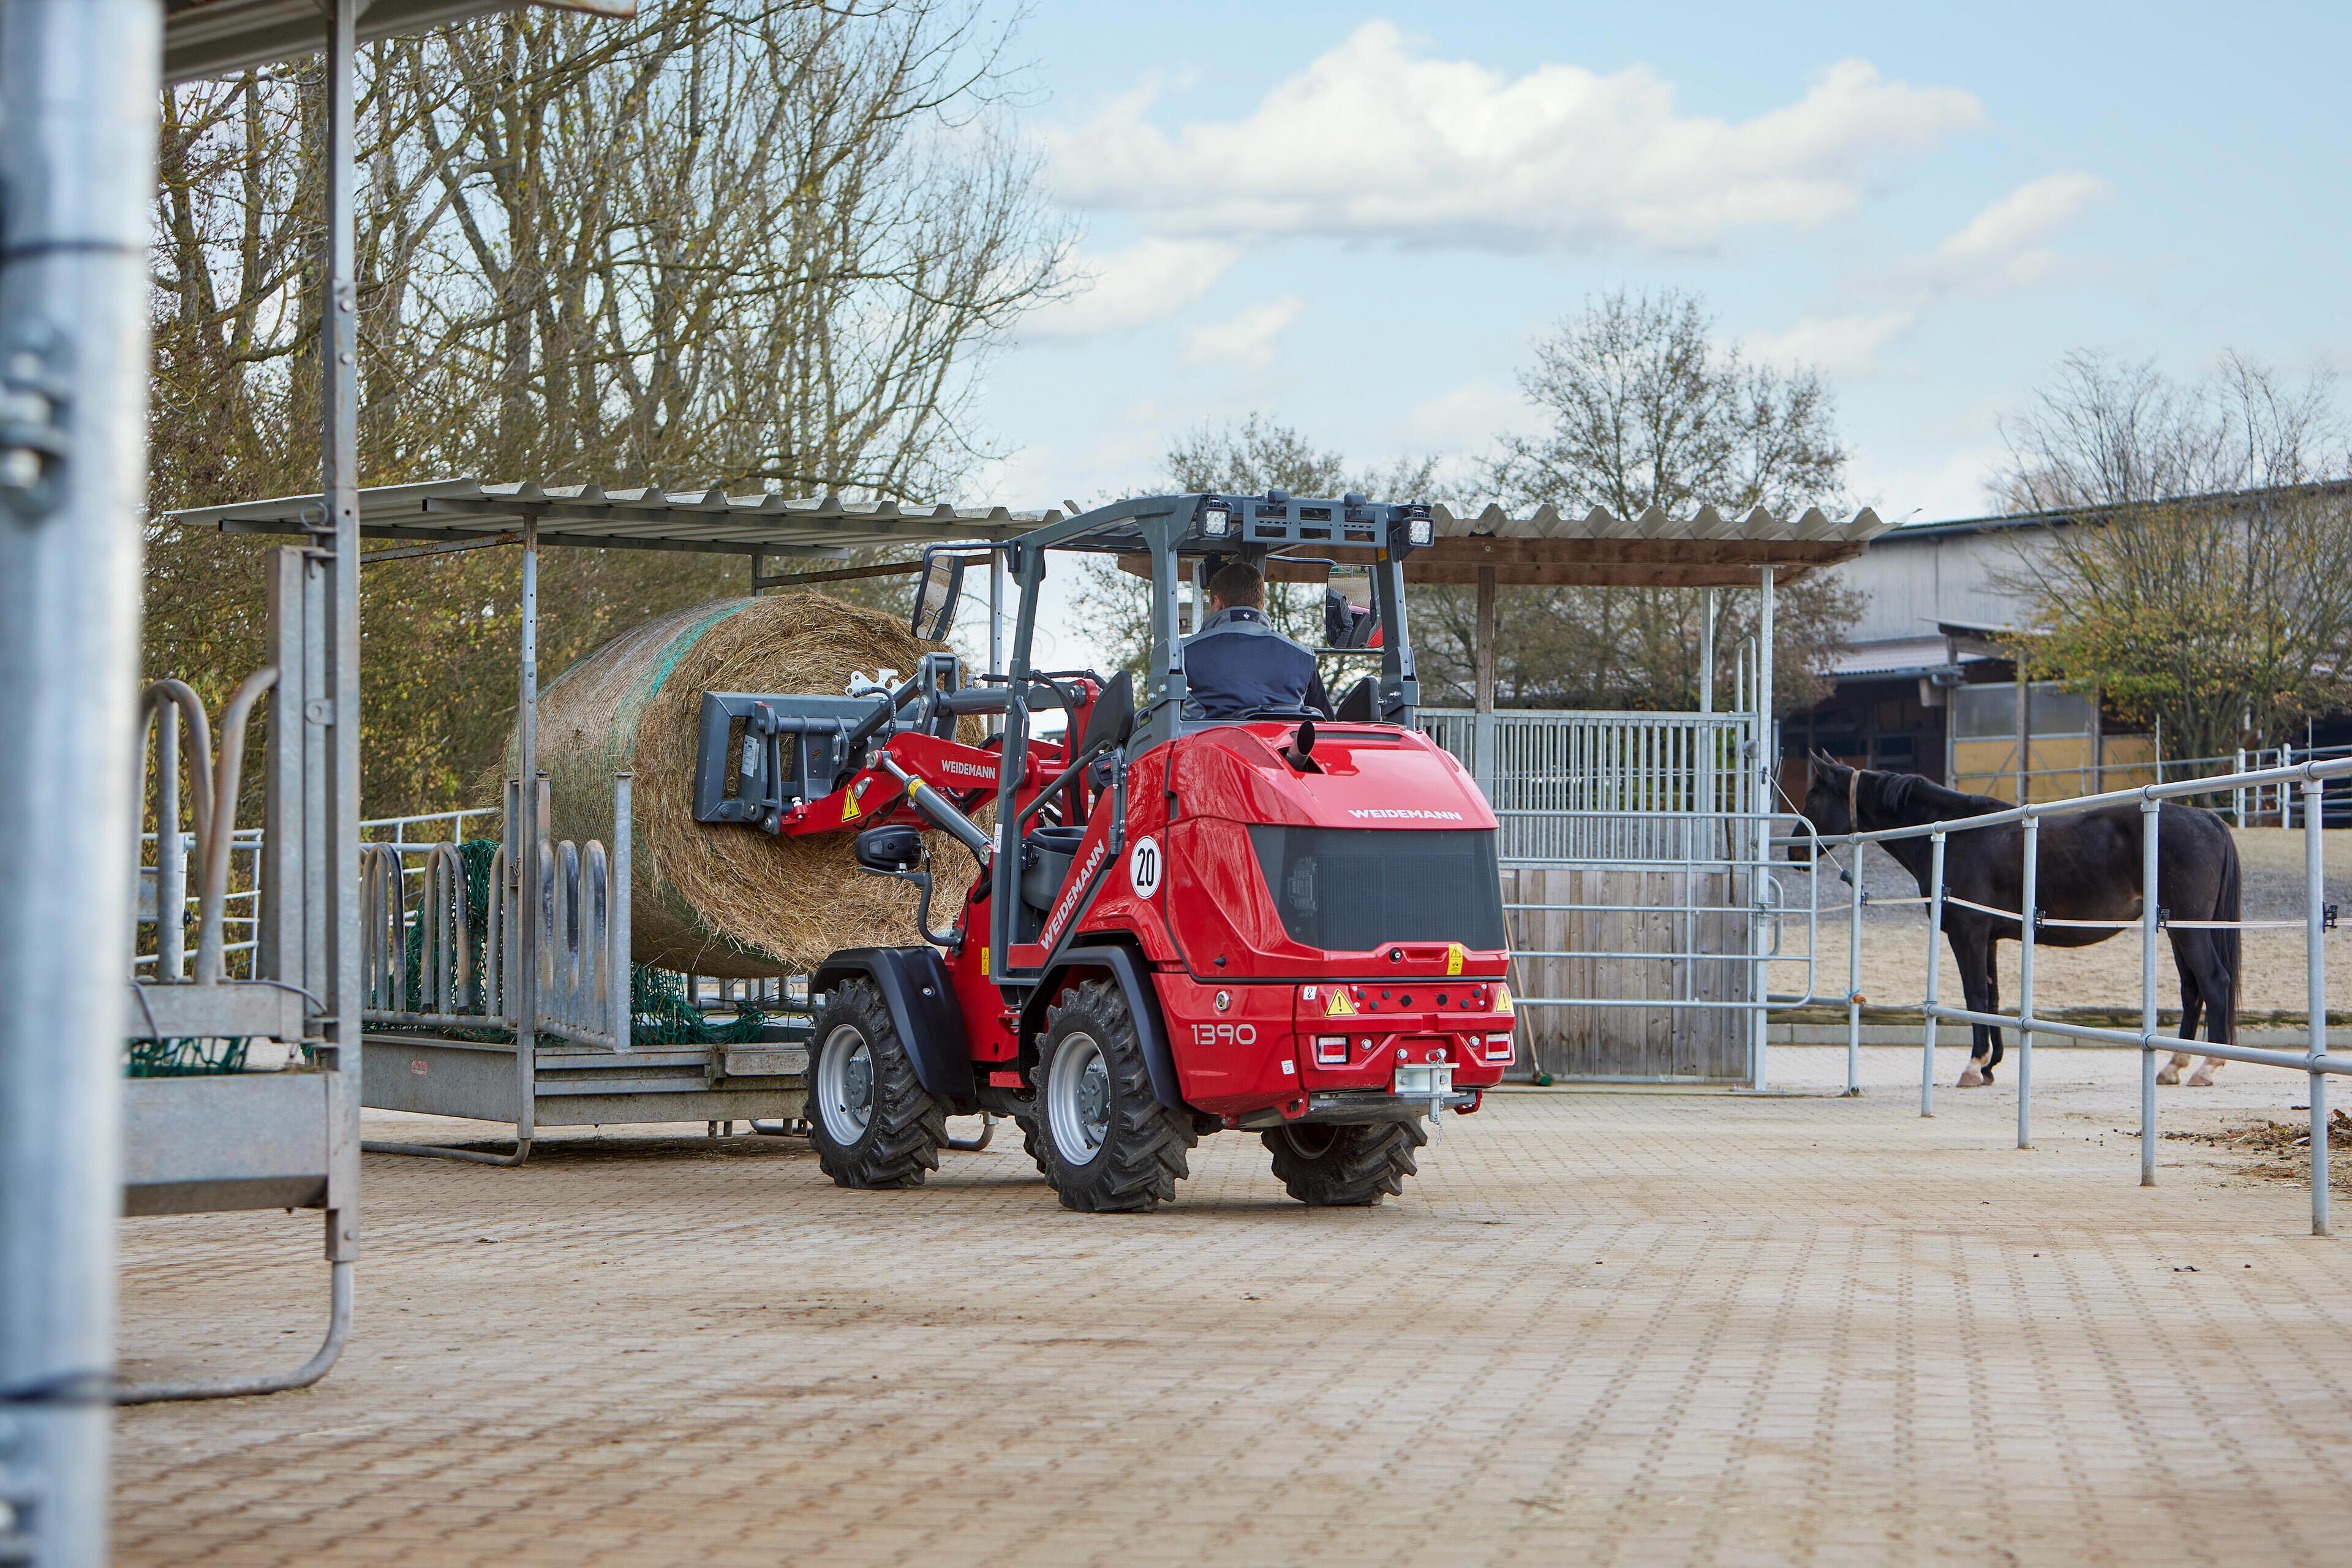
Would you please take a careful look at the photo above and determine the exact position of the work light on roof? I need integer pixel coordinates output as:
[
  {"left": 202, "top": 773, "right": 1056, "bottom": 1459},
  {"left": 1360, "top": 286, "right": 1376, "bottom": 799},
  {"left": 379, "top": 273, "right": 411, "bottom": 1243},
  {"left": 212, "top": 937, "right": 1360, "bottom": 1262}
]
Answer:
[
  {"left": 1197, "top": 500, "right": 1232, "bottom": 537},
  {"left": 1406, "top": 517, "right": 1434, "bottom": 547}
]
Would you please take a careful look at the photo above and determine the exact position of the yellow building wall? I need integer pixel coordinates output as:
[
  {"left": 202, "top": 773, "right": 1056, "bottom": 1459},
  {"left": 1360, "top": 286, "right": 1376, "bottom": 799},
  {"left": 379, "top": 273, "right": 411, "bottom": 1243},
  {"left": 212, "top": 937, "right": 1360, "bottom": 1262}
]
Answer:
[{"left": 1952, "top": 734, "right": 2157, "bottom": 801}]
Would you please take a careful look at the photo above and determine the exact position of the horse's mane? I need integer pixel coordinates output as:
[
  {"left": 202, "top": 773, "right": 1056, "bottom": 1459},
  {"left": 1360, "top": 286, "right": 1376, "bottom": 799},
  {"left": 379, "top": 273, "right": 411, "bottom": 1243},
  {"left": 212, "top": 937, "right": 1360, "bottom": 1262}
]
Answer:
[{"left": 1864, "top": 768, "right": 2007, "bottom": 826}]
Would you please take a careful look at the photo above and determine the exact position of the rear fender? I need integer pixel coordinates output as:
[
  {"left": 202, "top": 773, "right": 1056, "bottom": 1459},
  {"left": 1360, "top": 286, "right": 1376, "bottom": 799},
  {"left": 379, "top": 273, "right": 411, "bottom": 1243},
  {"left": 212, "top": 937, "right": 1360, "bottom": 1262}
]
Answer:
[
  {"left": 813, "top": 946, "right": 975, "bottom": 1101},
  {"left": 1018, "top": 944, "right": 1183, "bottom": 1112}
]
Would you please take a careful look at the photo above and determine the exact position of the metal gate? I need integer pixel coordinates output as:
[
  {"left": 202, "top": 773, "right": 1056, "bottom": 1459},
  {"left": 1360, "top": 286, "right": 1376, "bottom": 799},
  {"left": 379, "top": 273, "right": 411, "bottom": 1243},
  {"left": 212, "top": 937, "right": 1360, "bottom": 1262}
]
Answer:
[{"left": 1420, "top": 707, "right": 1790, "bottom": 1084}]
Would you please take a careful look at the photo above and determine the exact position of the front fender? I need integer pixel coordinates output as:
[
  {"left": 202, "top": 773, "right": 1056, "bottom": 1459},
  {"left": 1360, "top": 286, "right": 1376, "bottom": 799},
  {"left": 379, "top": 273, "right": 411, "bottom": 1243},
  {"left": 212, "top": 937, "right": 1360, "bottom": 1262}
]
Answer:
[
  {"left": 1018, "top": 944, "right": 1183, "bottom": 1112},
  {"left": 813, "top": 946, "right": 974, "bottom": 1101}
]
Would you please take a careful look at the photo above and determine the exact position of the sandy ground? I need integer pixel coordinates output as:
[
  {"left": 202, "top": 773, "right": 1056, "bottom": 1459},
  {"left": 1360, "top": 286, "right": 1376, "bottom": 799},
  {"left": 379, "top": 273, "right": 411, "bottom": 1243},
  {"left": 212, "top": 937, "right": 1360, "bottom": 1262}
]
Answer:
[
  {"left": 1769, "top": 826, "right": 2352, "bottom": 1019},
  {"left": 110, "top": 1050, "right": 2352, "bottom": 1567}
]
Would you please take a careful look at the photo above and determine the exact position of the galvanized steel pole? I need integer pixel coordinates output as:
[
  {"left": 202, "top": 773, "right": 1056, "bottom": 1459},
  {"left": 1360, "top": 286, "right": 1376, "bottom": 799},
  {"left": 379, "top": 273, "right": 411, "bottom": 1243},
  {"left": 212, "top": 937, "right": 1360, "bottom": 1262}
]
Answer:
[
  {"left": 2018, "top": 815, "right": 2038, "bottom": 1149},
  {"left": 516, "top": 513, "right": 540, "bottom": 1155},
  {"left": 1921, "top": 832, "right": 1946, "bottom": 1117},
  {"left": 2140, "top": 797, "right": 2160, "bottom": 1186},
  {"left": 1751, "top": 568, "right": 1774, "bottom": 1092},
  {"left": 0, "top": 2, "right": 160, "bottom": 1561},
  {"left": 2306, "top": 777, "right": 2328, "bottom": 1236},
  {"left": 319, "top": 0, "right": 364, "bottom": 1284},
  {"left": 1845, "top": 841, "right": 1862, "bottom": 1096}
]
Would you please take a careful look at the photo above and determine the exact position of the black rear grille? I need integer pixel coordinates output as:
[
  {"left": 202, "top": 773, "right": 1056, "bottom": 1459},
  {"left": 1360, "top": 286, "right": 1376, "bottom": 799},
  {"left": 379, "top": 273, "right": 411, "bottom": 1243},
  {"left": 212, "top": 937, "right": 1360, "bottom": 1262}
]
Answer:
[{"left": 1248, "top": 827, "right": 1506, "bottom": 952}]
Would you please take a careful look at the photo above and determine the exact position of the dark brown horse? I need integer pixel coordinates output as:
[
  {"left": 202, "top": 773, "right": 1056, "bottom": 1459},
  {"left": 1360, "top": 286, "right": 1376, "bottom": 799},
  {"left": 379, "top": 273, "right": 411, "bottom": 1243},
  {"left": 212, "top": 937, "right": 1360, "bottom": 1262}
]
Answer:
[{"left": 1797, "top": 755, "right": 2241, "bottom": 1087}]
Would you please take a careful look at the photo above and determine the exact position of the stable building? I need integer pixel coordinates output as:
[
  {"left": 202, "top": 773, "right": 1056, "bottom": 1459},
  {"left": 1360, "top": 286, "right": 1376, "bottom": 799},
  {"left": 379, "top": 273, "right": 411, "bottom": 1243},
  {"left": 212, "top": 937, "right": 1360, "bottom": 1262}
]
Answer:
[{"left": 1786, "top": 481, "right": 2352, "bottom": 804}]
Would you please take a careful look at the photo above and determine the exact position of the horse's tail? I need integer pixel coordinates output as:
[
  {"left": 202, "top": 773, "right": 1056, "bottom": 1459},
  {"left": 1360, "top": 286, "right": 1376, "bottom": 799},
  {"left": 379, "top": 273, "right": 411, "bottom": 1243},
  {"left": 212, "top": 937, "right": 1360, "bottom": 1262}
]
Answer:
[{"left": 2213, "top": 826, "right": 2242, "bottom": 1044}]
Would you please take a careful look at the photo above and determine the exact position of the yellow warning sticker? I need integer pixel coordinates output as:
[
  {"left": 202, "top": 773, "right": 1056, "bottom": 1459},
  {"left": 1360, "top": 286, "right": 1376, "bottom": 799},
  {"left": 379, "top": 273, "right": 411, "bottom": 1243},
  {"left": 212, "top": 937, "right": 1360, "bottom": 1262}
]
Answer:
[
  {"left": 1323, "top": 989, "right": 1357, "bottom": 1017},
  {"left": 841, "top": 782, "right": 862, "bottom": 821},
  {"left": 1446, "top": 942, "right": 1465, "bottom": 976},
  {"left": 979, "top": 944, "right": 989, "bottom": 976},
  {"left": 1493, "top": 984, "right": 1513, "bottom": 1016}
]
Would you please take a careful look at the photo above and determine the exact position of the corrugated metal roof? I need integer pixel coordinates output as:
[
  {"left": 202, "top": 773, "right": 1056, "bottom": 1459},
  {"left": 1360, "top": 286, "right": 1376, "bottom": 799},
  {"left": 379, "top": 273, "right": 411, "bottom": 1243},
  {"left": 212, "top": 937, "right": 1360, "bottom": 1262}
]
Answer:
[
  {"left": 1877, "top": 478, "right": 2352, "bottom": 543},
  {"left": 1826, "top": 635, "right": 1976, "bottom": 680},
  {"left": 1398, "top": 502, "right": 1891, "bottom": 587},
  {"left": 172, "top": 478, "right": 1891, "bottom": 585},
  {"left": 1431, "top": 500, "right": 1887, "bottom": 545},
  {"left": 170, "top": 478, "right": 1056, "bottom": 560},
  {"left": 164, "top": 0, "right": 634, "bottom": 85}
]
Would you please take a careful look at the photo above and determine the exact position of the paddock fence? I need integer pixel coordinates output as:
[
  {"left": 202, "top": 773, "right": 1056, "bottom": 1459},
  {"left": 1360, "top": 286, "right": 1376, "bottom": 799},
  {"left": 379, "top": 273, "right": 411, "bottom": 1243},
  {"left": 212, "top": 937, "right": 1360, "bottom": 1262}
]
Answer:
[{"left": 1794, "top": 754, "right": 2352, "bottom": 1235}]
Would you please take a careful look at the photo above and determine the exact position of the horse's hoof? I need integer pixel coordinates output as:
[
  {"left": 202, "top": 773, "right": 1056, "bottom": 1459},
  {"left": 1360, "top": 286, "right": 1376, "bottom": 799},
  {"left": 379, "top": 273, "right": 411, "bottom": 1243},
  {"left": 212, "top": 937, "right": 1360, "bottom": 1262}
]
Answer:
[
  {"left": 1958, "top": 1068, "right": 1985, "bottom": 1088},
  {"left": 2188, "top": 1071, "right": 2215, "bottom": 1087},
  {"left": 2157, "top": 1069, "right": 2180, "bottom": 1086}
]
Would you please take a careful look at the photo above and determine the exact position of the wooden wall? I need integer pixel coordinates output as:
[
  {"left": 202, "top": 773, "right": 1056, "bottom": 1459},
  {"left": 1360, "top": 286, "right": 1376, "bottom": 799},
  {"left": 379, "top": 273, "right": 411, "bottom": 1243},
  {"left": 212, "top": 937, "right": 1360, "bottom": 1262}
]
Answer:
[{"left": 1502, "top": 865, "right": 1753, "bottom": 1082}]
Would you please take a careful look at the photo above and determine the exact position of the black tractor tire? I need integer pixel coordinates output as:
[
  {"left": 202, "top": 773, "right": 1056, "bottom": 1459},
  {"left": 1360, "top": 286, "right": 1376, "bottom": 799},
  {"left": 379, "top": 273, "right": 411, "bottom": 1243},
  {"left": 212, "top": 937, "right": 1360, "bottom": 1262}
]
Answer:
[
  {"left": 1028, "top": 979, "right": 1196, "bottom": 1213},
  {"left": 1013, "top": 1114, "right": 1054, "bottom": 1178},
  {"left": 806, "top": 979, "right": 948, "bottom": 1189},
  {"left": 1261, "top": 1118, "right": 1427, "bottom": 1206}
]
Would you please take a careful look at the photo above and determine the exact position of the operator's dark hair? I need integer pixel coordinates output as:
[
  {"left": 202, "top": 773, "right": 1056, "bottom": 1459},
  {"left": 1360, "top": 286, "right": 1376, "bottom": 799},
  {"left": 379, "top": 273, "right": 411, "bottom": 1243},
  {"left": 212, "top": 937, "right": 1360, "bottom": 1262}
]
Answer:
[{"left": 1207, "top": 560, "right": 1264, "bottom": 610}]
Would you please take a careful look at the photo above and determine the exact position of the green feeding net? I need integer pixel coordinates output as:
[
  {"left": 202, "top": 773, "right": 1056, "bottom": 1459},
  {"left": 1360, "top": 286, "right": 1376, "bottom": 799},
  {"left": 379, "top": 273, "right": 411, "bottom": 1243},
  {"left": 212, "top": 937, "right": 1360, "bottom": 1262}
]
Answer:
[{"left": 126, "top": 1036, "right": 249, "bottom": 1077}]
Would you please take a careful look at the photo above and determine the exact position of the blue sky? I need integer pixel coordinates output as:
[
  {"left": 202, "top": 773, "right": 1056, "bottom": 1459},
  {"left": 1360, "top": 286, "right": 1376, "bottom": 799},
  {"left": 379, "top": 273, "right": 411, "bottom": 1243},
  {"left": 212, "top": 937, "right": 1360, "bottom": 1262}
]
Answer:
[
  {"left": 956, "top": 1, "right": 2350, "bottom": 669},
  {"left": 968, "top": 1, "right": 2348, "bottom": 516}
]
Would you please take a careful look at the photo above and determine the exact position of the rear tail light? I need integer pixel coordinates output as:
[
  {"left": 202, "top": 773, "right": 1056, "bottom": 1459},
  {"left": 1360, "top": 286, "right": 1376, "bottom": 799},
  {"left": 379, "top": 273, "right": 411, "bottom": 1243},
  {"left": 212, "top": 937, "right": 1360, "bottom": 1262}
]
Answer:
[
  {"left": 1484, "top": 1033, "right": 1515, "bottom": 1063},
  {"left": 1314, "top": 1036, "right": 1349, "bottom": 1065}
]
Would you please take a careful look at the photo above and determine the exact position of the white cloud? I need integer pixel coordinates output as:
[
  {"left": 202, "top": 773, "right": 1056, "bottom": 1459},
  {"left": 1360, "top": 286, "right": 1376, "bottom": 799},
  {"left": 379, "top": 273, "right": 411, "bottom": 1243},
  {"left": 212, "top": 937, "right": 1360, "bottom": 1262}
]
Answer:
[
  {"left": 1405, "top": 381, "right": 1529, "bottom": 450},
  {"left": 1846, "top": 440, "right": 2011, "bottom": 522},
  {"left": 1928, "top": 172, "right": 2110, "bottom": 289},
  {"left": 1743, "top": 173, "right": 2109, "bottom": 376},
  {"left": 1020, "top": 236, "right": 1238, "bottom": 341},
  {"left": 1049, "top": 23, "right": 1983, "bottom": 251},
  {"left": 1180, "top": 296, "right": 1305, "bottom": 369},
  {"left": 1741, "top": 310, "right": 1920, "bottom": 377}
]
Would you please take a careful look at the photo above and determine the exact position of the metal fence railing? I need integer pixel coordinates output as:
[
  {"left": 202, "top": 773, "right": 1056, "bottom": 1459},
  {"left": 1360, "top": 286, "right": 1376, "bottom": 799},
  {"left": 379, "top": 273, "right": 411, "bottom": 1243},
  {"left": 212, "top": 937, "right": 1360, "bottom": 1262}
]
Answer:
[
  {"left": 1794, "top": 755, "right": 2352, "bottom": 1235},
  {"left": 1421, "top": 708, "right": 1759, "bottom": 863}
]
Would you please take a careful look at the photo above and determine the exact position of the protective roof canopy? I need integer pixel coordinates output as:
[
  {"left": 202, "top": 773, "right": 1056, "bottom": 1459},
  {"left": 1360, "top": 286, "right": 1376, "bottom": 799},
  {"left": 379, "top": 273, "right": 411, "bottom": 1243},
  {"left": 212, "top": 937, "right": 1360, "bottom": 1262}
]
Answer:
[
  {"left": 171, "top": 478, "right": 1050, "bottom": 561},
  {"left": 1187, "top": 502, "right": 1891, "bottom": 587},
  {"left": 1390, "top": 502, "right": 1888, "bottom": 587},
  {"left": 164, "top": 0, "right": 634, "bottom": 85},
  {"left": 173, "top": 478, "right": 1890, "bottom": 584}
]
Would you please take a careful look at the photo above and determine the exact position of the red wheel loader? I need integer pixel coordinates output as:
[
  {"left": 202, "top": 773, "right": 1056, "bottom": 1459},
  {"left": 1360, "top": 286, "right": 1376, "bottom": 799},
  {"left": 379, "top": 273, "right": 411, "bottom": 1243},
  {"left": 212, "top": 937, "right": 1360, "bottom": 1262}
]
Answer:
[{"left": 690, "top": 492, "right": 1515, "bottom": 1210}]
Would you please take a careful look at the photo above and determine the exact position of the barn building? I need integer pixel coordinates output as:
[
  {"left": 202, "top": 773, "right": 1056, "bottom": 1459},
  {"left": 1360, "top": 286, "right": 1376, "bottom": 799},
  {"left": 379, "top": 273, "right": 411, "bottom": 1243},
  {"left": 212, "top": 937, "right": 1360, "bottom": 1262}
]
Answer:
[{"left": 1785, "top": 480, "right": 2352, "bottom": 807}]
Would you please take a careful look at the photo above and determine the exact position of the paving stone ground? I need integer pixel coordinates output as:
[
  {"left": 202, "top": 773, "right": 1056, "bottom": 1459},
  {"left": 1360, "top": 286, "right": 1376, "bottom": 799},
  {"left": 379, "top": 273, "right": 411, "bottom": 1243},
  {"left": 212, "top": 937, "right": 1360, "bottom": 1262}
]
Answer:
[{"left": 112, "top": 1047, "right": 2352, "bottom": 1567}]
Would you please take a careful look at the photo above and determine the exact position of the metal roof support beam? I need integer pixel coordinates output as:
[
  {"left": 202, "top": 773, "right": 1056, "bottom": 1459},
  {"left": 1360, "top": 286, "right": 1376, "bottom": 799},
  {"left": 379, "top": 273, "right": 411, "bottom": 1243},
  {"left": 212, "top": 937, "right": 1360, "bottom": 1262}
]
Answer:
[{"left": 213, "top": 516, "right": 846, "bottom": 560}]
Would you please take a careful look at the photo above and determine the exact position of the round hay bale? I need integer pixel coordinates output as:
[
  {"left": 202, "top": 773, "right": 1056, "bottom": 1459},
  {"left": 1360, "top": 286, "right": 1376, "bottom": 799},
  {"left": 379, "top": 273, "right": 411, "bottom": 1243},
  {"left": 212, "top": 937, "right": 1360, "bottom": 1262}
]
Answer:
[{"left": 527, "top": 592, "right": 982, "bottom": 978}]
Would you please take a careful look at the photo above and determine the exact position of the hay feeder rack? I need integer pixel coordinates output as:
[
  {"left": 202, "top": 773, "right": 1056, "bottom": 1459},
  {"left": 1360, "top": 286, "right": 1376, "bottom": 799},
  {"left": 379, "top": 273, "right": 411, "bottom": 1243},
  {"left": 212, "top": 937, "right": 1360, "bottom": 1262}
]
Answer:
[{"left": 172, "top": 480, "right": 1055, "bottom": 1163}]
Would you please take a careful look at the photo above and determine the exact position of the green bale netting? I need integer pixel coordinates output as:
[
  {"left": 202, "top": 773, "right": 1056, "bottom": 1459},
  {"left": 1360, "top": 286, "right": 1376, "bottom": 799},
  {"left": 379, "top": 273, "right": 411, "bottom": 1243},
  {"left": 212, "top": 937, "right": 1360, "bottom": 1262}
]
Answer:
[{"left": 125, "top": 1036, "right": 248, "bottom": 1077}]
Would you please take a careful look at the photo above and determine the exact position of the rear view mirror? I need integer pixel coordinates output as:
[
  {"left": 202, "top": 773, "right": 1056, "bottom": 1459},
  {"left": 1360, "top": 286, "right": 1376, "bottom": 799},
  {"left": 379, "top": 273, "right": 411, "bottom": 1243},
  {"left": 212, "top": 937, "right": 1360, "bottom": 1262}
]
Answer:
[
  {"left": 853, "top": 823, "right": 924, "bottom": 873},
  {"left": 910, "top": 551, "right": 965, "bottom": 642},
  {"left": 1079, "top": 669, "right": 1136, "bottom": 757}
]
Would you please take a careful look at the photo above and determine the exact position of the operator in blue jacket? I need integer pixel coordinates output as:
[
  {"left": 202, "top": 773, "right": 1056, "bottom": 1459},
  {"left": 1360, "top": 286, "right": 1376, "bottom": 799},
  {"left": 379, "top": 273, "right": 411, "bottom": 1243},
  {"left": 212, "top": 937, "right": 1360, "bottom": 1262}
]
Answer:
[{"left": 1182, "top": 560, "right": 1333, "bottom": 721}]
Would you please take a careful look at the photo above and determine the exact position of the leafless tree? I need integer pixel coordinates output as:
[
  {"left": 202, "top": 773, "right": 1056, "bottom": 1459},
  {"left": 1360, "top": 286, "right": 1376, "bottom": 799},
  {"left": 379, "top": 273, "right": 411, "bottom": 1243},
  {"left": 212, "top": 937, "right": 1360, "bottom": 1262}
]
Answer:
[
  {"left": 1445, "top": 288, "right": 1857, "bottom": 714},
  {"left": 1991, "top": 350, "right": 2352, "bottom": 762},
  {"left": 1069, "top": 415, "right": 1440, "bottom": 673},
  {"left": 1992, "top": 348, "right": 2344, "bottom": 510},
  {"left": 143, "top": 0, "right": 1071, "bottom": 815}
]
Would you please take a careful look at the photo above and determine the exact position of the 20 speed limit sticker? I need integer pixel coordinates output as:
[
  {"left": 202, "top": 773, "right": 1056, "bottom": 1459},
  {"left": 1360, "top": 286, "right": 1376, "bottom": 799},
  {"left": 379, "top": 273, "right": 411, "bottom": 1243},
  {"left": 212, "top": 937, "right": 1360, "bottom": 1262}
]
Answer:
[{"left": 1126, "top": 835, "right": 1163, "bottom": 899}]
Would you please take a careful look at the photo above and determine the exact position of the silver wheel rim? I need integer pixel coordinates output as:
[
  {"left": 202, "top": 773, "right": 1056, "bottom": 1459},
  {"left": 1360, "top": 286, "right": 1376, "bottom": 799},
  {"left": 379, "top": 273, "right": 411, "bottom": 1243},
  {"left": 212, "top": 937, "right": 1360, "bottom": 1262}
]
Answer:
[
  {"left": 817, "top": 1023, "right": 875, "bottom": 1145},
  {"left": 1046, "top": 1031, "right": 1111, "bottom": 1167}
]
